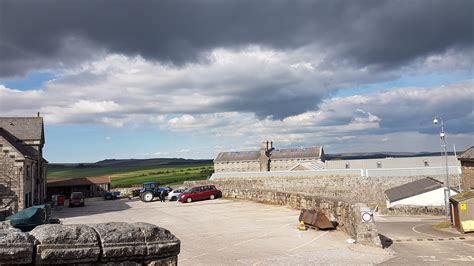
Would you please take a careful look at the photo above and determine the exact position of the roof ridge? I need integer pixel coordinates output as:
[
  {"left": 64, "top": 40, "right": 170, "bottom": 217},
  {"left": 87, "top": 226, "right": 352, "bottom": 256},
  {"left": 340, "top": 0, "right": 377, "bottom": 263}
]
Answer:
[
  {"left": 0, "top": 117, "right": 43, "bottom": 119},
  {"left": 0, "top": 127, "right": 39, "bottom": 159}
]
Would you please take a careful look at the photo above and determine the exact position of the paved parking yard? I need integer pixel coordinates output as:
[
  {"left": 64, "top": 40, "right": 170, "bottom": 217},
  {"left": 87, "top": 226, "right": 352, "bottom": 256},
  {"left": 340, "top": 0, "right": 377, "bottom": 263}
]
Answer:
[{"left": 55, "top": 198, "right": 391, "bottom": 265}]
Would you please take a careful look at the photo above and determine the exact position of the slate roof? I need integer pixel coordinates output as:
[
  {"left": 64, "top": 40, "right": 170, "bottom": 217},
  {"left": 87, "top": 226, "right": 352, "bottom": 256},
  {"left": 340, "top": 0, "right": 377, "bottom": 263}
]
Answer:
[
  {"left": 47, "top": 176, "right": 111, "bottom": 187},
  {"left": 0, "top": 128, "right": 39, "bottom": 159},
  {"left": 214, "top": 146, "right": 323, "bottom": 162},
  {"left": 214, "top": 151, "right": 261, "bottom": 162},
  {"left": 0, "top": 117, "right": 44, "bottom": 143},
  {"left": 385, "top": 178, "right": 444, "bottom": 202},
  {"left": 450, "top": 191, "right": 474, "bottom": 203},
  {"left": 270, "top": 147, "right": 321, "bottom": 160},
  {"left": 458, "top": 146, "right": 474, "bottom": 162}
]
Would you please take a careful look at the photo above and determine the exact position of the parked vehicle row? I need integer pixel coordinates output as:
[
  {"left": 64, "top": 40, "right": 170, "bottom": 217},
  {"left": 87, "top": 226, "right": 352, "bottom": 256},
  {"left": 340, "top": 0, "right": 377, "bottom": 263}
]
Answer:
[
  {"left": 136, "top": 182, "right": 222, "bottom": 203},
  {"left": 64, "top": 183, "right": 222, "bottom": 205}
]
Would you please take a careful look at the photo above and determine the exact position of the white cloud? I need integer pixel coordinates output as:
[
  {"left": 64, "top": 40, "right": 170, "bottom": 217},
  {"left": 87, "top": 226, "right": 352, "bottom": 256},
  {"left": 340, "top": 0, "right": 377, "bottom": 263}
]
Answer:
[{"left": 0, "top": 47, "right": 472, "bottom": 154}]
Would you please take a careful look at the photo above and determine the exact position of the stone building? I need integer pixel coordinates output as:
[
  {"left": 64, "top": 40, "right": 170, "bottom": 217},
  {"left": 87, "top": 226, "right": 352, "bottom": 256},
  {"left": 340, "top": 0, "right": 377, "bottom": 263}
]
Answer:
[
  {"left": 47, "top": 176, "right": 111, "bottom": 200},
  {"left": 458, "top": 146, "right": 474, "bottom": 192},
  {"left": 214, "top": 141, "right": 325, "bottom": 173},
  {"left": 0, "top": 116, "right": 47, "bottom": 212}
]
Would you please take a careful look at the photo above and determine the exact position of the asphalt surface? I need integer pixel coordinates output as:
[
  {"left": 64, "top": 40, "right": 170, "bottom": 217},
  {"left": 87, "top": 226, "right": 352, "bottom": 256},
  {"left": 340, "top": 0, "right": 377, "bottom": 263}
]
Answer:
[
  {"left": 375, "top": 214, "right": 474, "bottom": 265},
  {"left": 55, "top": 198, "right": 391, "bottom": 265},
  {"left": 53, "top": 198, "right": 474, "bottom": 265}
]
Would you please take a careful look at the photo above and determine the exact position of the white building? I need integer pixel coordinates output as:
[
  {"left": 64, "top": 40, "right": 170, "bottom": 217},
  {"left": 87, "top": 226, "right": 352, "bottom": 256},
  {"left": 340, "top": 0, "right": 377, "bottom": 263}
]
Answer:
[{"left": 385, "top": 178, "right": 458, "bottom": 208}]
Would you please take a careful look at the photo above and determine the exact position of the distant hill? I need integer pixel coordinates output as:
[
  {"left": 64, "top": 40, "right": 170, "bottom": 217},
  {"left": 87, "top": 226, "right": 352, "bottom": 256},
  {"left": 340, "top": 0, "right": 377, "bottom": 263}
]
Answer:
[
  {"left": 325, "top": 151, "right": 458, "bottom": 160},
  {"left": 49, "top": 151, "right": 460, "bottom": 167},
  {"left": 49, "top": 158, "right": 213, "bottom": 169}
]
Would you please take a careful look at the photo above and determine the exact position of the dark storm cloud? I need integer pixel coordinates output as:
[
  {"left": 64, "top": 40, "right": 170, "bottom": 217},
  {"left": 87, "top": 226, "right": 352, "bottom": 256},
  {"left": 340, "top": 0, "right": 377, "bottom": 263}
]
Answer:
[{"left": 1, "top": 0, "right": 472, "bottom": 77}]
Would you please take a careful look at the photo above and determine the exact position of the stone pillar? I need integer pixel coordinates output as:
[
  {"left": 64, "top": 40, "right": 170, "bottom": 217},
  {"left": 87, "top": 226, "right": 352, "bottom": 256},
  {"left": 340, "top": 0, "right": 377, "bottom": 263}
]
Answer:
[{"left": 259, "top": 141, "right": 270, "bottom": 172}]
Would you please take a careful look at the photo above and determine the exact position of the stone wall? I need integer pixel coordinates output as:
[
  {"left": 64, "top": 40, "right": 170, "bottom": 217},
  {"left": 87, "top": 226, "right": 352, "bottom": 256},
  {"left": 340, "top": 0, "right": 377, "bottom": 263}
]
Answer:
[
  {"left": 0, "top": 221, "right": 180, "bottom": 265},
  {"left": 460, "top": 161, "right": 474, "bottom": 192},
  {"left": 111, "top": 186, "right": 142, "bottom": 196},
  {"left": 214, "top": 160, "right": 260, "bottom": 173},
  {"left": 379, "top": 205, "right": 446, "bottom": 216},
  {"left": 0, "top": 136, "right": 44, "bottom": 212},
  {"left": 184, "top": 181, "right": 382, "bottom": 247},
  {"left": 202, "top": 175, "right": 459, "bottom": 206}
]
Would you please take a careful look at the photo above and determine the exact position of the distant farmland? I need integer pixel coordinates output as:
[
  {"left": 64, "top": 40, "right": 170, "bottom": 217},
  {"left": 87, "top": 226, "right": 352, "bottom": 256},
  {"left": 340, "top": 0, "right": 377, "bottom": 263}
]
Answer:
[{"left": 47, "top": 158, "right": 213, "bottom": 188}]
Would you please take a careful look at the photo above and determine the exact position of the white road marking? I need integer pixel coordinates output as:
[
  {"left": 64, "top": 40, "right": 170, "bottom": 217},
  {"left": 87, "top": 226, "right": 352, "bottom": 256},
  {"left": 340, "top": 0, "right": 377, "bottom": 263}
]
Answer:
[
  {"left": 447, "top": 255, "right": 474, "bottom": 262},
  {"left": 287, "top": 231, "right": 329, "bottom": 252},
  {"left": 417, "top": 255, "right": 439, "bottom": 262},
  {"left": 461, "top": 242, "right": 474, "bottom": 247},
  {"left": 181, "top": 252, "right": 210, "bottom": 261},
  {"left": 255, "top": 216, "right": 295, "bottom": 222},
  {"left": 234, "top": 223, "right": 291, "bottom": 246},
  {"left": 411, "top": 224, "right": 441, "bottom": 239}
]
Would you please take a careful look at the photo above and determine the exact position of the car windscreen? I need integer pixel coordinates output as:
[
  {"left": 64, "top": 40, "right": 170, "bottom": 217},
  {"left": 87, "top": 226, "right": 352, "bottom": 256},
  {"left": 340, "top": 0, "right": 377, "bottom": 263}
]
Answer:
[{"left": 71, "top": 193, "right": 83, "bottom": 199}]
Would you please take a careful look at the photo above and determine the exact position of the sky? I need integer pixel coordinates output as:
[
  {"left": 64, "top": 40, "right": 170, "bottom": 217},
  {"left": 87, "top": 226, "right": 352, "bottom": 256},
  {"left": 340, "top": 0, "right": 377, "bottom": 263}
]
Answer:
[{"left": 0, "top": 0, "right": 473, "bottom": 163}]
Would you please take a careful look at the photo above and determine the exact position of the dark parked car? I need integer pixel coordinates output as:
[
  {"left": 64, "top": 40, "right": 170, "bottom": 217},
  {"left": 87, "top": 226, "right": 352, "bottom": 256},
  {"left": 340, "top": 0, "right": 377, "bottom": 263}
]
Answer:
[
  {"left": 69, "top": 192, "right": 85, "bottom": 207},
  {"left": 104, "top": 192, "right": 116, "bottom": 200},
  {"left": 6, "top": 204, "right": 60, "bottom": 232},
  {"left": 179, "top": 185, "right": 222, "bottom": 203}
]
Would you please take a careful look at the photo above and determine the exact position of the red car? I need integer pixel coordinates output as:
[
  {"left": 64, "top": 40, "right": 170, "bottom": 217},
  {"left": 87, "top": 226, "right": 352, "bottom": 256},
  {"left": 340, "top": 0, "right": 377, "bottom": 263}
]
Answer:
[
  {"left": 69, "top": 192, "right": 85, "bottom": 207},
  {"left": 179, "top": 185, "right": 222, "bottom": 203}
]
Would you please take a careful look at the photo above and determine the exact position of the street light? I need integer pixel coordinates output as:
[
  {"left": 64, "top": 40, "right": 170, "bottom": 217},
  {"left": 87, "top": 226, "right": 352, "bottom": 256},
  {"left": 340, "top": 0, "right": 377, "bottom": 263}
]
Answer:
[{"left": 433, "top": 116, "right": 451, "bottom": 221}]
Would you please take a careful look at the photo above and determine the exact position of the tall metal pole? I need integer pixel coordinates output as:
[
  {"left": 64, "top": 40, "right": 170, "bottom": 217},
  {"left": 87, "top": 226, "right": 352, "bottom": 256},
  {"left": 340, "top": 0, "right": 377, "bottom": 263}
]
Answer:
[{"left": 435, "top": 117, "right": 451, "bottom": 221}]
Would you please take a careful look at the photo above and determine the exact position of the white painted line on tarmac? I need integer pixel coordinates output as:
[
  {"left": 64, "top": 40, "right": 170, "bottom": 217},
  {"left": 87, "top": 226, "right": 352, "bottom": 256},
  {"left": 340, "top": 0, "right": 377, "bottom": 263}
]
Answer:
[
  {"left": 461, "top": 242, "right": 474, "bottom": 248},
  {"left": 255, "top": 215, "right": 296, "bottom": 222},
  {"left": 181, "top": 252, "right": 210, "bottom": 262},
  {"left": 232, "top": 223, "right": 292, "bottom": 247},
  {"left": 411, "top": 224, "right": 441, "bottom": 239},
  {"left": 234, "top": 239, "right": 254, "bottom": 246},
  {"left": 287, "top": 231, "right": 329, "bottom": 252}
]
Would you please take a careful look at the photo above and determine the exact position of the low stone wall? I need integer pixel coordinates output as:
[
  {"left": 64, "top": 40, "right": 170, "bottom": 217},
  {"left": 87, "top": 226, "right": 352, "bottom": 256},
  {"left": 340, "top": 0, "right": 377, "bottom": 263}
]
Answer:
[
  {"left": 189, "top": 175, "right": 459, "bottom": 205},
  {"left": 380, "top": 205, "right": 445, "bottom": 216},
  {"left": 111, "top": 186, "right": 141, "bottom": 196},
  {"left": 0, "top": 221, "right": 180, "bottom": 265},
  {"left": 184, "top": 181, "right": 382, "bottom": 247}
]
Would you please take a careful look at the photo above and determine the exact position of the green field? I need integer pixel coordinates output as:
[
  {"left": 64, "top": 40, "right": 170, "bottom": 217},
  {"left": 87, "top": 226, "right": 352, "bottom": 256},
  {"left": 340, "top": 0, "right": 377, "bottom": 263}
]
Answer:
[{"left": 48, "top": 163, "right": 214, "bottom": 188}]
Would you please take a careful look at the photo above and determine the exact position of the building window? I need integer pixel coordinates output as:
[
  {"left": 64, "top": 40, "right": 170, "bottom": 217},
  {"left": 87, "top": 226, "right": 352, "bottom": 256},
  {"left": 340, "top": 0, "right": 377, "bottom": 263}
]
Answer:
[
  {"left": 377, "top": 161, "right": 382, "bottom": 168},
  {"left": 345, "top": 162, "right": 350, "bottom": 169},
  {"left": 424, "top": 160, "right": 429, "bottom": 167},
  {"left": 25, "top": 193, "right": 29, "bottom": 208}
]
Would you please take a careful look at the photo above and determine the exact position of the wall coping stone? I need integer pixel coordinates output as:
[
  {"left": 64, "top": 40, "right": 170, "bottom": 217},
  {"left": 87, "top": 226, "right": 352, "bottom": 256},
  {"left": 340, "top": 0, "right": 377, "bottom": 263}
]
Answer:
[
  {"left": 30, "top": 224, "right": 101, "bottom": 264},
  {"left": 0, "top": 226, "right": 34, "bottom": 264},
  {"left": 0, "top": 222, "right": 180, "bottom": 265}
]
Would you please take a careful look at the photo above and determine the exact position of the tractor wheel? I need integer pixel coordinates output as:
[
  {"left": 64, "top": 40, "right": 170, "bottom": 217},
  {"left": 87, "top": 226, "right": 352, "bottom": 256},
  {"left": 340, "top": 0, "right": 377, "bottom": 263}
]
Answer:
[
  {"left": 186, "top": 197, "right": 193, "bottom": 203},
  {"left": 142, "top": 192, "right": 154, "bottom": 202}
]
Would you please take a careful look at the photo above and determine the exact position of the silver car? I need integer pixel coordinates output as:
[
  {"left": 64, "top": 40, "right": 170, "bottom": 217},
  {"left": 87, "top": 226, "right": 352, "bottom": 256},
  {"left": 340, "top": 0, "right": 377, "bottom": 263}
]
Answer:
[{"left": 167, "top": 189, "right": 185, "bottom": 201}]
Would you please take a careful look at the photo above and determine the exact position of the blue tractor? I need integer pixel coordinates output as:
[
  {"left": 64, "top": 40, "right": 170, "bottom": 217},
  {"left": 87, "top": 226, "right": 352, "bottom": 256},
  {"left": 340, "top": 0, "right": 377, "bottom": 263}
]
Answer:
[{"left": 139, "top": 182, "right": 168, "bottom": 202}]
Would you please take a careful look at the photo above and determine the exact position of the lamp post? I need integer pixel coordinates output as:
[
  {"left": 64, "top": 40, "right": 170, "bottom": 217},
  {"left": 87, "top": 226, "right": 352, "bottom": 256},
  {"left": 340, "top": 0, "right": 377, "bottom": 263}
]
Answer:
[{"left": 433, "top": 117, "right": 451, "bottom": 221}]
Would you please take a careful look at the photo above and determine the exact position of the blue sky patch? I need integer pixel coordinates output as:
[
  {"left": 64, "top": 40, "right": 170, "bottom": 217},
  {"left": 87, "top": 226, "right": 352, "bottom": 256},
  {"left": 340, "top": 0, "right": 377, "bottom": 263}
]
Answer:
[{"left": 0, "top": 71, "right": 56, "bottom": 90}]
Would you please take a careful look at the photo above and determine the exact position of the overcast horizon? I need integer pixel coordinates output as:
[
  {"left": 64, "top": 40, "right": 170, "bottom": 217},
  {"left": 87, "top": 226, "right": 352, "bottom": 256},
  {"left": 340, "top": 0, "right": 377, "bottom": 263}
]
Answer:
[{"left": 1, "top": 0, "right": 473, "bottom": 163}]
